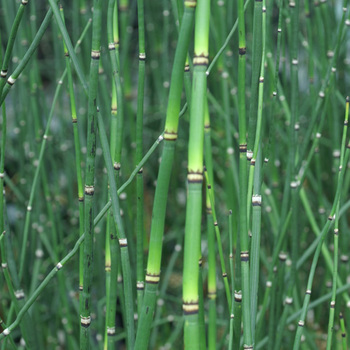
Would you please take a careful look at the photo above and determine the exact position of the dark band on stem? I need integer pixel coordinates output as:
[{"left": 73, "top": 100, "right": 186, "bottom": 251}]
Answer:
[
  {"left": 137, "top": 281, "right": 145, "bottom": 290},
  {"left": 107, "top": 327, "right": 116, "bottom": 335},
  {"left": 239, "top": 144, "right": 247, "bottom": 153},
  {"left": 80, "top": 316, "right": 91, "bottom": 328},
  {"left": 119, "top": 238, "right": 128, "bottom": 248},
  {"left": 188, "top": 171, "right": 203, "bottom": 183},
  {"left": 184, "top": 64, "right": 190, "bottom": 72},
  {"left": 7, "top": 76, "right": 16, "bottom": 86},
  {"left": 279, "top": 252, "right": 287, "bottom": 261},
  {"left": 164, "top": 131, "right": 178, "bottom": 141},
  {"left": 234, "top": 291, "right": 242, "bottom": 302},
  {"left": 183, "top": 301, "right": 199, "bottom": 315},
  {"left": 241, "top": 251, "right": 249, "bottom": 262},
  {"left": 78, "top": 196, "right": 84, "bottom": 202},
  {"left": 239, "top": 47, "right": 246, "bottom": 55},
  {"left": 91, "top": 50, "right": 100, "bottom": 60},
  {"left": 0, "top": 70, "right": 7, "bottom": 77},
  {"left": 15, "top": 290, "right": 25, "bottom": 300},
  {"left": 84, "top": 185, "right": 95, "bottom": 196},
  {"left": 139, "top": 53, "right": 146, "bottom": 61},
  {"left": 193, "top": 54, "right": 209, "bottom": 66},
  {"left": 145, "top": 273, "right": 160, "bottom": 284}
]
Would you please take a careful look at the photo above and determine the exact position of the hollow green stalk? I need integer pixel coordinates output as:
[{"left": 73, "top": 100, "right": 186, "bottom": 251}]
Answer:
[
  {"left": 60, "top": 7, "right": 85, "bottom": 336},
  {"left": 134, "top": 2, "right": 195, "bottom": 348},
  {"left": 182, "top": 1, "right": 210, "bottom": 348},
  {"left": 80, "top": 0, "right": 102, "bottom": 347},
  {"left": 104, "top": 1, "right": 121, "bottom": 347},
  {"left": 136, "top": 0, "right": 146, "bottom": 314},
  {"left": 237, "top": 0, "right": 253, "bottom": 345}
]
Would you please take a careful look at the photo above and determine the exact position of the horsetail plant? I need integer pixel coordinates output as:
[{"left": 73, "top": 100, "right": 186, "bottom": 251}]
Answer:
[
  {"left": 182, "top": 0, "right": 210, "bottom": 347},
  {"left": 134, "top": 2, "right": 195, "bottom": 348},
  {"left": 80, "top": 0, "right": 102, "bottom": 347}
]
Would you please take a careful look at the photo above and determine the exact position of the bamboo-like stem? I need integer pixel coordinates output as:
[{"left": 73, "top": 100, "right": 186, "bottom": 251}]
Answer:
[
  {"left": 80, "top": 0, "right": 102, "bottom": 347},
  {"left": 60, "top": 8, "right": 85, "bottom": 342},
  {"left": 237, "top": 0, "right": 253, "bottom": 345},
  {"left": 105, "top": 1, "right": 120, "bottom": 347},
  {"left": 136, "top": 0, "right": 146, "bottom": 315},
  {"left": 183, "top": 1, "right": 210, "bottom": 347},
  {"left": 134, "top": 2, "right": 195, "bottom": 348}
]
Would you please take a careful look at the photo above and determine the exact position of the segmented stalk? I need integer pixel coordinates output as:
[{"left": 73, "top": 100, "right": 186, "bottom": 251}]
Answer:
[
  {"left": 183, "top": 0, "right": 210, "bottom": 347},
  {"left": 136, "top": 0, "right": 146, "bottom": 314},
  {"left": 80, "top": 0, "right": 102, "bottom": 347},
  {"left": 134, "top": 2, "right": 195, "bottom": 348},
  {"left": 237, "top": 0, "right": 253, "bottom": 345}
]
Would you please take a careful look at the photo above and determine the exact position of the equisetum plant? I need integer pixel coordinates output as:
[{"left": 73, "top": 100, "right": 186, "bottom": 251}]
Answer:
[{"left": 1, "top": 0, "right": 350, "bottom": 349}]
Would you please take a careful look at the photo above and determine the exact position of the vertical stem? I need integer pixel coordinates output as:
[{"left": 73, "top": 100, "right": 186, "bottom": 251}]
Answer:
[
  {"left": 80, "top": 0, "right": 102, "bottom": 347},
  {"left": 183, "top": 0, "right": 210, "bottom": 348},
  {"left": 136, "top": 0, "right": 146, "bottom": 314},
  {"left": 237, "top": 0, "right": 252, "bottom": 346},
  {"left": 134, "top": 2, "right": 195, "bottom": 348}
]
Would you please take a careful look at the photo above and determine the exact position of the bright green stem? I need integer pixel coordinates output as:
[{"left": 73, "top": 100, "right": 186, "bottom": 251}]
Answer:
[
  {"left": 183, "top": 0, "right": 210, "bottom": 343},
  {"left": 135, "top": 3, "right": 195, "bottom": 348}
]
